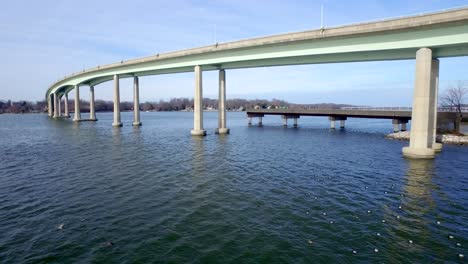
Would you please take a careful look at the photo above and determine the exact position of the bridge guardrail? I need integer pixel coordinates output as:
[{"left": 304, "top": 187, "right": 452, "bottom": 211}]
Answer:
[{"left": 340, "top": 106, "right": 468, "bottom": 112}]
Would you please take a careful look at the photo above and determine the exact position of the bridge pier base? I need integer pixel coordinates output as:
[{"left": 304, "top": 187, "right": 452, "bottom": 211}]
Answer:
[
  {"left": 133, "top": 77, "right": 142, "bottom": 126},
  {"left": 73, "top": 85, "right": 81, "bottom": 122},
  {"left": 216, "top": 70, "right": 229, "bottom": 134},
  {"left": 112, "top": 75, "right": 122, "bottom": 127},
  {"left": 191, "top": 65, "right": 206, "bottom": 136},
  {"left": 340, "top": 120, "right": 345, "bottom": 129},
  {"left": 258, "top": 117, "right": 263, "bottom": 126},
  {"left": 403, "top": 48, "right": 437, "bottom": 159},
  {"left": 282, "top": 116, "right": 288, "bottom": 127},
  {"left": 248, "top": 117, "right": 252, "bottom": 125},
  {"left": 294, "top": 118, "right": 298, "bottom": 128}
]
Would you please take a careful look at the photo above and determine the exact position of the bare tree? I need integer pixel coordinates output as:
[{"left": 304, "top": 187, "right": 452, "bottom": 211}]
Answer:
[{"left": 441, "top": 81, "right": 467, "bottom": 133}]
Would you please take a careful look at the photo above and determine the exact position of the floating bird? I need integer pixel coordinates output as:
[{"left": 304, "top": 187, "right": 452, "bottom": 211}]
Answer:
[
  {"left": 367, "top": 210, "right": 372, "bottom": 214},
  {"left": 398, "top": 205, "right": 402, "bottom": 209},
  {"left": 329, "top": 221, "right": 334, "bottom": 224},
  {"left": 374, "top": 248, "right": 379, "bottom": 253},
  {"left": 306, "top": 211, "right": 309, "bottom": 215},
  {"left": 408, "top": 240, "right": 413, "bottom": 244},
  {"left": 396, "top": 215, "right": 401, "bottom": 220},
  {"left": 449, "top": 235, "right": 454, "bottom": 239},
  {"left": 57, "top": 223, "right": 64, "bottom": 230},
  {"left": 352, "top": 250, "right": 357, "bottom": 254},
  {"left": 308, "top": 240, "right": 313, "bottom": 244},
  {"left": 322, "top": 212, "right": 327, "bottom": 216},
  {"left": 456, "top": 243, "right": 461, "bottom": 247},
  {"left": 459, "top": 254, "right": 464, "bottom": 259},
  {"left": 103, "top": 241, "right": 114, "bottom": 247},
  {"left": 436, "top": 221, "right": 441, "bottom": 225},
  {"left": 382, "top": 220, "right": 386, "bottom": 223}
]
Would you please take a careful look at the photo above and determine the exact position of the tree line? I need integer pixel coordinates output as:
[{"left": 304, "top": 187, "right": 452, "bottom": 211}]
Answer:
[{"left": 0, "top": 97, "right": 354, "bottom": 114}]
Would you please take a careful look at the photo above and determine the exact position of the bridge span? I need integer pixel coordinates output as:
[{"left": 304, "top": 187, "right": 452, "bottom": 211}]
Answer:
[
  {"left": 45, "top": 7, "right": 468, "bottom": 159},
  {"left": 246, "top": 108, "right": 464, "bottom": 132}
]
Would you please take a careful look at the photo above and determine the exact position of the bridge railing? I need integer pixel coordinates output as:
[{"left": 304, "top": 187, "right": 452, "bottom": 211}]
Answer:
[
  {"left": 340, "top": 106, "right": 468, "bottom": 112},
  {"left": 340, "top": 107, "right": 412, "bottom": 111}
]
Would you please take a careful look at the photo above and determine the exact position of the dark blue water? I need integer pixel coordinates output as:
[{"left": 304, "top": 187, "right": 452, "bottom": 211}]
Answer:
[{"left": 0, "top": 112, "right": 467, "bottom": 263}]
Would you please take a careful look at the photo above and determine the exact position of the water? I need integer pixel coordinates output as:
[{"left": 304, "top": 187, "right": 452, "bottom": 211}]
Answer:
[{"left": 0, "top": 112, "right": 467, "bottom": 263}]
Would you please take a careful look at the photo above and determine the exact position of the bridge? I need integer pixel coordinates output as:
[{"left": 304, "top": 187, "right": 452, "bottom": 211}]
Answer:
[
  {"left": 45, "top": 7, "right": 468, "bottom": 159},
  {"left": 246, "top": 108, "right": 465, "bottom": 132}
]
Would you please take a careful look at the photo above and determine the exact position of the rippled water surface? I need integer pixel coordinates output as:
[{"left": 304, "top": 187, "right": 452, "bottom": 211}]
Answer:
[{"left": 0, "top": 112, "right": 467, "bottom": 263}]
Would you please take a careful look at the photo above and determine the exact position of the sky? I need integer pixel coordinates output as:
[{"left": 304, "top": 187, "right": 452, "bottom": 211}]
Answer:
[{"left": 1, "top": 0, "right": 467, "bottom": 106}]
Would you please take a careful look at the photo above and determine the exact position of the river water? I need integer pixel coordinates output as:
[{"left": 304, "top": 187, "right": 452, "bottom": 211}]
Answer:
[{"left": 0, "top": 112, "right": 467, "bottom": 263}]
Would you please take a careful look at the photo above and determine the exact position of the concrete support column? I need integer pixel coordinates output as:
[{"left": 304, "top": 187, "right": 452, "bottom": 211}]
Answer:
[
  {"left": 258, "top": 117, "right": 263, "bottom": 126},
  {"left": 340, "top": 120, "right": 345, "bottom": 129},
  {"left": 64, "top": 93, "right": 69, "bottom": 117},
  {"left": 112, "top": 75, "right": 122, "bottom": 127},
  {"left": 191, "top": 66, "right": 206, "bottom": 136},
  {"left": 53, "top": 93, "right": 59, "bottom": 118},
  {"left": 431, "top": 59, "right": 442, "bottom": 153},
  {"left": 73, "top": 85, "right": 81, "bottom": 121},
  {"left": 216, "top": 70, "right": 229, "bottom": 134},
  {"left": 329, "top": 116, "right": 336, "bottom": 129},
  {"left": 402, "top": 48, "right": 436, "bottom": 159},
  {"left": 293, "top": 118, "right": 298, "bottom": 128},
  {"left": 392, "top": 119, "right": 401, "bottom": 133},
  {"left": 248, "top": 117, "right": 252, "bottom": 125},
  {"left": 401, "top": 122, "right": 407, "bottom": 131},
  {"left": 58, "top": 96, "right": 62, "bottom": 117},
  {"left": 48, "top": 96, "right": 52, "bottom": 117},
  {"left": 89, "top": 86, "right": 97, "bottom": 121},
  {"left": 283, "top": 116, "right": 288, "bottom": 127},
  {"left": 132, "top": 76, "right": 141, "bottom": 126}
]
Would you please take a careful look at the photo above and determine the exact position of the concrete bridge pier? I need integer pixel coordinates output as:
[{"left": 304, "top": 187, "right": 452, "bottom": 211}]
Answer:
[
  {"left": 53, "top": 93, "right": 59, "bottom": 118},
  {"left": 258, "top": 117, "right": 263, "bottom": 126},
  {"left": 132, "top": 77, "right": 142, "bottom": 126},
  {"left": 329, "top": 116, "right": 336, "bottom": 129},
  {"left": 216, "top": 70, "right": 229, "bottom": 134},
  {"left": 48, "top": 97, "right": 52, "bottom": 117},
  {"left": 57, "top": 95, "right": 62, "bottom": 117},
  {"left": 64, "top": 93, "right": 70, "bottom": 118},
  {"left": 392, "top": 119, "right": 401, "bottom": 133},
  {"left": 248, "top": 117, "right": 252, "bottom": 125},
  {"left": 294, "top": 118, "right": 298, "bottom": 128},
  {"left": 431, "top": 59, "right": 443, "bottom": 153},
  {"left": 48, "top": 95, "right": 53, "bottom": 117},
  {"left": 282, "top": 116, "right": 288, "bottom": 127},
  {"left": 340, "top": 119, "right": 346, "bottom": 129},
  {"left": 400, "top": 121, "right": 407, "bottom": 131},
  {"left": 73, "top": 85, "right": 81, "bottom": 121},
  {"left": 191, "top": 65, "right": 206, "bottom": 136},
  {"left": 403, "top": 48, "right": 437, "bottom": 159},
  {"left": 112, "top": 75, "right": 122, "bottom": 127},
  {"left": 89, "top": 86, "right": 97, "bottom": 121}
]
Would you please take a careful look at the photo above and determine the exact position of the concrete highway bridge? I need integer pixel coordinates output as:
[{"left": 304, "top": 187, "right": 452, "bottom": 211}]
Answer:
[
  {"left": 246, "top": 108, "right": 465, "bottom": 132},
  {"left": 45, "top": 7, "right": 468, "bottom": 159}
]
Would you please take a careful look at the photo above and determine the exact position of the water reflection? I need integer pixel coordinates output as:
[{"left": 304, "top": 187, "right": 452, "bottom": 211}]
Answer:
[
  {"left": 191, "top": 137, "right": 206, "bottom": 177},
  {"left": 385, "top": 159, "right": 436, "bottom": 262}
]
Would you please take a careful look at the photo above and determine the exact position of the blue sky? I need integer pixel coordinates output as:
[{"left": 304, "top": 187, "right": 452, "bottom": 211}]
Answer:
[{"left": 1, "top": 0, "right": 467, "bottom": 106}]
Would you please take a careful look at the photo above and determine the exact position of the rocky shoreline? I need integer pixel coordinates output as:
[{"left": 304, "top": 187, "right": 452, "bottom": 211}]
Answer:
[{"left": 386, "top": 131, "right": 468, "bottom": 145}]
